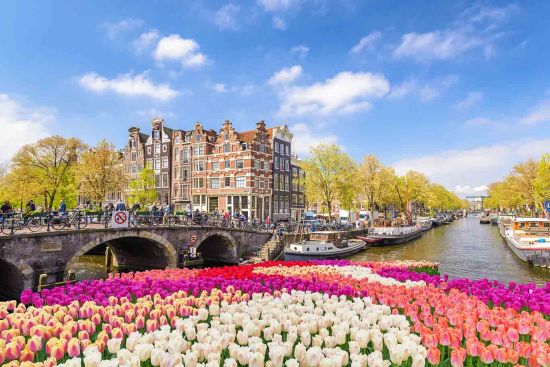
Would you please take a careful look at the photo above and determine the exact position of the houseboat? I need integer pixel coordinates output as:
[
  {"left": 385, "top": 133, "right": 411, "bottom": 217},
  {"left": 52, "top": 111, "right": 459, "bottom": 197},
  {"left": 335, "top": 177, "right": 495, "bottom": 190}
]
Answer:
[
  {"left": 284, "top": 231, "right": 366, "bottom": 261},
  {"left": 364, "top": 225, "right": 423, "bottom": 246},
  {"left": 503, "top": 217, "right": 550, "bottom": 268},
  {"left": 416, "top": 217, "right": 433, "bottom": 232}
]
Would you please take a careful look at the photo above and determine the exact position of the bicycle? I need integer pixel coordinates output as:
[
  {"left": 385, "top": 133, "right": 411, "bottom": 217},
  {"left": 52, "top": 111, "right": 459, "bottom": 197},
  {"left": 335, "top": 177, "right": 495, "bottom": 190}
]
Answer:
[
  {"left": 50, "top": 211, "right": 87, "bottom": 230},
  {"left": 0, "top": 213, "right": 43, "bottom": 234}
]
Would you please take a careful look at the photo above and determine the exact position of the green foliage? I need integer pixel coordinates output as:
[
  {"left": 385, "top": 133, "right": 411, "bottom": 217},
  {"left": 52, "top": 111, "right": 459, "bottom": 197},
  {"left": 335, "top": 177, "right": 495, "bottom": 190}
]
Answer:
[{"left": 128, "top": 167, "right": 157, "bottom": 205}]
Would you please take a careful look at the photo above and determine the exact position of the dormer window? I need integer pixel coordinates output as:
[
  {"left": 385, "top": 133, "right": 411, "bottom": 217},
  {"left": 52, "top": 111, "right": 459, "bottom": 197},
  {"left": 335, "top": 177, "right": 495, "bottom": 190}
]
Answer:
[
  {"left": 195, "top": 134, "right": 202, "bottom": 143},
  {"left": 153, "top": 130, "right": 160, "bottom": 139},
  {"left": 241, "top": 143, "right": 248, "bottom": 150}
]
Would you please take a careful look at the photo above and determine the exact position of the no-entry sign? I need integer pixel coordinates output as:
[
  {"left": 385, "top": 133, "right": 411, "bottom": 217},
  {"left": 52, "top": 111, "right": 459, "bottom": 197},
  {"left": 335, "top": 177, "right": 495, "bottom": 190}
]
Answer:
[{"left": 112, "top": 211, "right": 129, "bottom": 228}]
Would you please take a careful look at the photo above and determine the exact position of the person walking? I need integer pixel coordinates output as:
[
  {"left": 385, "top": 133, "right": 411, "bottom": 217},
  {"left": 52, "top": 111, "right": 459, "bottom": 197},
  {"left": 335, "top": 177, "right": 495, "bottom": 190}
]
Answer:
[{"left": 115, "top": 199, "right": 126, "bottom": 211}]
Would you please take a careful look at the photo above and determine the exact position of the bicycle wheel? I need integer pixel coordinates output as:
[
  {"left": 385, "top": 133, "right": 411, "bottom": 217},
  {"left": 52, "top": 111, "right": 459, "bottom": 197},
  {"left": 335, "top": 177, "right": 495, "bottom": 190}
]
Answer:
[
  {"left": 1, "top": 221, "right": 12, "bottom": 235},
  {"left": 27, "top": 218, "right": 43, "bottom": 232},
  {"left": 75, "top": 216, "right": 87, "bottom": 229},
  {"left": 50, "top": 217, "right": 66, "bottom": 230}
]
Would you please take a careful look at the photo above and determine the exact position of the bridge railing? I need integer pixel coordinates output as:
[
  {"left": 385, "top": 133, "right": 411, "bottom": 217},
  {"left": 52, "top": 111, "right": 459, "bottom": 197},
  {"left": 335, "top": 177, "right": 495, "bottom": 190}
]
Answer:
[{"left": 0, "top": 210, "right": 279, "bottom": 236}]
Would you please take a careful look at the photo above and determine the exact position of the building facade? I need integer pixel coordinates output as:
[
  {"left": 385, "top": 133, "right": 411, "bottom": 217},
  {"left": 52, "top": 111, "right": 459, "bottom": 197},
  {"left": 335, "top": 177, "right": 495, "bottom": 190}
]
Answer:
[
  {"left": 122, "top": 117, "right": 302, "bottom": 221},
  {"left": 290, "top": 157, "right": 305, "bottom": 220}
]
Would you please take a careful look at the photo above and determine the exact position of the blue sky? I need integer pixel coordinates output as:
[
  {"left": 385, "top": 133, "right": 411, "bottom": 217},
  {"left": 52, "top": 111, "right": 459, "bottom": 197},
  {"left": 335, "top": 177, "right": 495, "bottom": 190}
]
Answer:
[{"left": 1, "top": 0, "right": 549, "bottom": 196}]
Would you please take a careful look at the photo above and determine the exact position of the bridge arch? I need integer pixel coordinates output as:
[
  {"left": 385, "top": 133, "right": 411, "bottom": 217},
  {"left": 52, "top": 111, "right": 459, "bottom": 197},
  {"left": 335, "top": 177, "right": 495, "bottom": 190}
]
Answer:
[
  {"left": 196, "top": 230, "right": 239, "bottom": 264},
  {"left": 66, "top": 231, "right": 177, "bottom": 275},
  {"left": 0, "top": 258, "right": 33, "bottom": 300}
]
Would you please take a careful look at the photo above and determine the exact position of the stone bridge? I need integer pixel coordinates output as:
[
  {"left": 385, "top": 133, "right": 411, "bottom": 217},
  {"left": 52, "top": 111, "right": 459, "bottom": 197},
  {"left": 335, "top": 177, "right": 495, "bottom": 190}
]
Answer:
[{"left": 0, "top": 227, "right": 271, "bottom": 299}]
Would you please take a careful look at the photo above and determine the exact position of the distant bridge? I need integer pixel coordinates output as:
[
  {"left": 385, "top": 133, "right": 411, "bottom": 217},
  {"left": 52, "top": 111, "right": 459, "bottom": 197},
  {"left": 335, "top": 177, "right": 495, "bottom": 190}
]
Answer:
[{"left": 0, "top": 226, "right": 271, "bottom": 299}]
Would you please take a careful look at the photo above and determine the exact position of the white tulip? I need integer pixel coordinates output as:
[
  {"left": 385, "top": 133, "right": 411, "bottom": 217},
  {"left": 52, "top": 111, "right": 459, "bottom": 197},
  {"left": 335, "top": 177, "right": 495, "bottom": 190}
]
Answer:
[
  {"left": 117, "top": 349, "right": 132, "bottom": 365},
  {"left": 135, "top": 344, "right": 153, "bottom": 362},
  {"left": 294, "top": 343, "right": 306, "bottom": 362},
  {"left": 249, "top": 351, "right": 265, "bottom": 367},
  {"left": 312, "top": 335, "right": 323, "bottom": 347},
  {"left": 183, "top": 351, "right": 198, "bottom": 367},
  {"left": 84, "top": 352, "right": 102, "bottom": 367},
  {"left": 106, "top": 338, "right": 122, "bottom": 354},
  {"left": 65, "top": 357, "right": 82, "bottom": 367},
  {"left": 224, "top": 358, "right": 238, "bottom": 367}
]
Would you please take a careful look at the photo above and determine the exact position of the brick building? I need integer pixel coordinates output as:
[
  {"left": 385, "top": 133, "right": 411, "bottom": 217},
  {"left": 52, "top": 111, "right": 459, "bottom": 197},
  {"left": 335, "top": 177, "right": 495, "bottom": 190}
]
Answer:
[
  {"left": 290, "top": 156, "right": 305, "bottom": 220},
  {"left": 122, "top": 117, "right": 303, "bottom": 220}
]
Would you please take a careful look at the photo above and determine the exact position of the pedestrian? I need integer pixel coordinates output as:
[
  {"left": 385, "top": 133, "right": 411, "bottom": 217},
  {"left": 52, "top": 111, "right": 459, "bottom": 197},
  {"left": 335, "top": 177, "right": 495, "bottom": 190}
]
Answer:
[
  {"left": 59, "top": 199, "right": 67, "bottom": 213},
  {"left": 163, "top": 202, "right": 171, "bottom": 224},
  {"left": 115, "top": 199, "right": 126, "bottom": 211},
  {"left": 131, "top": 202, "right": 141, "bottom": 212},
  {"left": 266, "top": 215, "right": 271, "bottom": 229}
]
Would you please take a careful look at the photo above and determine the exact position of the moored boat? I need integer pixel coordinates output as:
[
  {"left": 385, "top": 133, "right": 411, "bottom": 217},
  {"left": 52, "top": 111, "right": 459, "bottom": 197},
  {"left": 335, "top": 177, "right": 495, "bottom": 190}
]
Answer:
[
  {"left": 503, "top": 217, "right": 550, "bottom": 268},
  {"left": 284, "top": 231, "right": 366, "bottom": 260},
  {"left": 416, "top": 217, "right": 433, "bottom": 231},
  {"left": 365, "top": 225, "right": 423, "bottom": 246}
]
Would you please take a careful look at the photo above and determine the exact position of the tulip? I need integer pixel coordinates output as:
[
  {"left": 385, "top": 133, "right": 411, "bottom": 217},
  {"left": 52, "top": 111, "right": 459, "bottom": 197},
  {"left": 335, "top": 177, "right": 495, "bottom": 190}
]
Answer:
[
  {"left": 450, "top": 347, "right": 466, "bottom": 367},
  {"left": 106, "top": 338, "right": 122, "bottom": 354},
  {"left": 426, "top": 347, "right": 440, "bottom": 365},
  {"left": 480, "top": 347, "right": 494, "bottom": 364},
  {"left": 67, "top": 338, "right": 81, "bottom": 357}
]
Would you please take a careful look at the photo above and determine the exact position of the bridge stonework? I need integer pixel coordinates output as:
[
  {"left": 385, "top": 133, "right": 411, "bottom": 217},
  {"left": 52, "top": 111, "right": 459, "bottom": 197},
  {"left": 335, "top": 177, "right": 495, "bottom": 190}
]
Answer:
[{"left": 0, "top": 227, "right": 270, "bottom": 299}]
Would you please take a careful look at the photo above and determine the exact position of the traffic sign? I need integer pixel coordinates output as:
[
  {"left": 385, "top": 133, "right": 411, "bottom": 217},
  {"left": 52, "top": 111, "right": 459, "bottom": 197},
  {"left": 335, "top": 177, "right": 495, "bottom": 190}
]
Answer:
[
  {"left": 112, "top": 211, "right": 129, "bottom": 228},
  {"left": 544, "top": 200, "right": 550, "bottom": 212}
]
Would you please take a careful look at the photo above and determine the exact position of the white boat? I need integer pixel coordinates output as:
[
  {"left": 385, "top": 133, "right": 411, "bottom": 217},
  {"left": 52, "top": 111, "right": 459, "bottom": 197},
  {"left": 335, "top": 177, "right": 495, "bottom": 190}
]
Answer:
[
  {"left": 503, "top": 217, "right": 550, "bottom": 268},
  {"left": 366, "top": 225, "right": 423, "bottom": 246},
  {"left": 284, "top": 231, "right": 366, "bottom": 260},
  {"left": 416, "top": 217, "right": 433, "bottom": 232}
]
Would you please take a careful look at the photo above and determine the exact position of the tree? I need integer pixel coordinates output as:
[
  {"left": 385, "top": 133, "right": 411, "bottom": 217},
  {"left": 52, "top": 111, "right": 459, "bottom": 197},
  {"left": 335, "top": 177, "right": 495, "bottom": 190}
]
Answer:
[
  {"left": 8, "top": 136, "right": 85, "bottom": 210},
  {"left": 128, "top": 167, "right": 157, "bottom": 205},
  {"left": 358, "top": 155, "right": 385, "bottom": 214},
  {"left": 534, "top": 153, "right": 550, "bottom": 217},
  {"left": 76, "top": 140, "right": 125, "bottom": 205},
  {"left": 302, "top": 144, "right": 356, "bottom": 217}
]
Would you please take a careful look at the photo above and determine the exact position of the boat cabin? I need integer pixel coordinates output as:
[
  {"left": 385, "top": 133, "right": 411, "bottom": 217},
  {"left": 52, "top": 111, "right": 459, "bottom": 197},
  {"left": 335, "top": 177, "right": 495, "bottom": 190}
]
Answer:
[
  {"left": 512, "top": 218, "right": 550, "bottom": 236},
  {"left": 309, "top": 231, "right": 348, "bottom": 246}
]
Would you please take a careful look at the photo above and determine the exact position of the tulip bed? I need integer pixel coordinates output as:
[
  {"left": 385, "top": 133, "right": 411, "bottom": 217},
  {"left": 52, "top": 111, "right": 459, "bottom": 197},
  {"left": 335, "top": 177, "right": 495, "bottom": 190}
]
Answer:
[{"left": 1, "top": 260, "right": 549, "bottom": 367}]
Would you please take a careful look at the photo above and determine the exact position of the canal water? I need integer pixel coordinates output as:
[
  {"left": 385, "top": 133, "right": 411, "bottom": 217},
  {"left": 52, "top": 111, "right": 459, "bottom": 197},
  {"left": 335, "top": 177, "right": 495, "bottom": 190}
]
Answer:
[
  {"left": 350, "top": 215, "right": 550, "bottom": 285},
  {"left": 71, "top": 216, "right": 550, "bottom": 285}
]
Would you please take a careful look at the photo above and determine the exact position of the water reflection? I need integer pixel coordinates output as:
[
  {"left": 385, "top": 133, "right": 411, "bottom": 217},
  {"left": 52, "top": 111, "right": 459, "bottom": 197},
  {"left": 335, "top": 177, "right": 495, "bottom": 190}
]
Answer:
[{"left": 350, "top": 216, "right": 550, "bottom": 285}]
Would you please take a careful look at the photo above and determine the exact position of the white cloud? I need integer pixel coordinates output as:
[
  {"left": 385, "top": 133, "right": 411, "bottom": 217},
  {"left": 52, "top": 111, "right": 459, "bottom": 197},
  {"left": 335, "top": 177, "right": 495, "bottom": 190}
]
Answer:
[
  {"left": 101, "top": 18, "right": 143, "bottom": 39},
  {"left": 211, "top": 83, "right": 234, "bottom": 93},
  {"left": 289, "top": 123, "right": 338, "bottom": 156},
  {"left": 272, "top": 16, "right": 287, "bottom": 30},
  {"left": 268, "top": 65, "right": 302, "bottom": 86},
  {"left": 78, "top": 72, "right": 178, "bottom": 101},
  {"left": 393, "top": 4, "right": 516, "bottom": 62},
  {"left": 393, "top": 30, "right": 484, "bottom": 61},
  {"left": 133, "top": 29, "right": 159, "bottom": 53},
  {"left": 0, "top": 94, "right": 52, "bottom": 162},
  {"left": 389, "top": 75, "right": 458, "bottom": 101},
  {"left": 213, "top": 4, "right": 240, "bottom": 30},
  {"left": 454, "top": 91, "right": 483, "bottom": 109},
  {"left": 258, "top": 0, "right": 297, "bottom": 12},
  {"left": 520, "top": 99, "right": 550, "bottom": 125},
  {"left": 154, "top": 34, "right": 208, "bottom": 68},
  {"left": 350, "top": 31, "right": 382, "bottom": 54},
  {"left": 290, "top": 45, "right": 309, "bottom": 58},
  {"left": 392, "top": 139, "right": 550, "bottom": 196},
  {"left": 136, "top": 108, "right": 175, "bottom": 119},
  {"left": 278, "top": 71, "right": 390, "bottom": 116},
  {"left": 454, "top": 185, "right": 489, "bottom": 196}
]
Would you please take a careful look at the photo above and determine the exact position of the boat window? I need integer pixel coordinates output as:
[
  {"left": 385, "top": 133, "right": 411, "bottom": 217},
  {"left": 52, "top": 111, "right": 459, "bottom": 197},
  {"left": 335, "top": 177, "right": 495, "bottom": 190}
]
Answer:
[
  {"left": 529, "top": 222, "right": 539, "bottom": 227},
  {"left": 328, "top": 247, "right": 333, "bottom": 250},
  {"left": 316, "top": 247, "right": 319, "bottom": 251},
  {"left": 306, "top": 248, "right": 310, "bottom": 251},
  {"left": 544, "top": 223, "right": 550, "bottom": 227}
]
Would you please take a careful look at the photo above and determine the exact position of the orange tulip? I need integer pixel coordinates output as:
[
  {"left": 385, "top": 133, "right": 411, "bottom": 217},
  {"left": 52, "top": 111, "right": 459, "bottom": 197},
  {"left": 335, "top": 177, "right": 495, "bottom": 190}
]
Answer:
[
  {"left": 19, "top": 348, "right": 34, "bottom": 362},
  {"left": 506, "top": 327, "right": 519, "bottom": 342},
  {"left": 495, "top": 347, "right": 508, "bottom": 363},
  {"left": 507, "top": 349, "right": 520, "bottom": 364},
  {"left": 480, "top": 347, "right": 494, "bottom": 364},
  {"left": 450, "top": 347, "right": 466, "bottom": 367},
  {"left": 427, "top": 347, "right": 440, "bottom": 365}
]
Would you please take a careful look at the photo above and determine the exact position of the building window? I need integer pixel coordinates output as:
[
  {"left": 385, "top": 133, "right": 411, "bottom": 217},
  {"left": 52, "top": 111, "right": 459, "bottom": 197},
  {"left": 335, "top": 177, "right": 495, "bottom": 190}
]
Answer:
[
  {"left": 175, "top": 136, "right": 180, "bottom": 144},
  {"left": 129, "top": 137, "right": 135, "bottom": 148},
  {"left": 275, "top": 142, "right": 279, "bottom": 153},
  {"left": 225, "top": 133, "right": 230, "bottom": 141},
  {"left": 211, "top": 178, "right": 220, "bottom": 189},
  {"left": 236, "top": 176, "right": 246, "bottom": 188},
  {"left": 286, "top": 145, "right": 290, "bottom": 155},
  {"left": 274, "top": 195, "right": 279, "bottom": 213},
  {"left": 236, "top": 159, "right": 244, "bottom": 169},
  {"left": 162, "top": 157, "right": 168, "bottom": 168},
  {"left": 225, "top": 177, "right": 231, "bottom": 187},
  {"left": 146, "top": 159, "right": 153, "bottom": 169},
  {"left": 195, "top": 134, "right": 202, "bottom": 143},
  {"left": 147, "top": 147, "right": 151, "bottom": 154},
  {"left": 274, "top": 157, "right": 279, "bottom": 170},
  {"left": 212, "top": 162, "right": 219, "bottom": 171},
  {"left": 254, "top": 177, "right": 259, "bottom": 188},
  {"left": 274, "top": 173, "right": 279, "bottom": 190},
  {"left": 154, "top": 144, "right": 160, "bottom": 154},
  {"left": 180, "top": 185, "right": 189, "bottom": 199},
  {"left": 285, "top": 160, "right": 290, "bottom": 171},
  {"left": 223, "top": 143, "right": 230, "bottom": 153},
  {"left": 175, "top": 149, "right": 180, "bottom": 162},
  {"left": 162, "top": 145, "right": 167, "bottom": 153},
  {"left": 193, "top": 178, "right": 204, "bottom": 188},
  {"left": 155, "top": 174, "right": 161, "bottom": 187},
  {"left": 162, "top": 173, "right": 168, "bottom": 187},
  {"left": 194, "top": 161, "right": 205, "bottom": 172},
  {"left": 182, "top": 148, "right": 189, "bottom": 163},
  {"left": 259, "top": 143, "right": 265, "bottom": 153},
  {"left": 185, "top": 134, "right": 191, "bottom": 142},
  {"left": 182, "top": 167, "right": 189, "bottom": 179},
  {"left": 154, "top": 159, "right": 160, "bottom": 171},
  {"left": 224, "top": 160, "right": 231, "bottom": 169},
  {"left": 263, "top": 161, "right": 269, "bottom": 170},
  {"left": 131, "top": 152, "right": 137, "bottom": 161},
  {"left": 254, "top": 160, "right": 260, "bottom": 170},
  {"left": 153, "top": 130, "right": 160, "bottom": 139}
]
